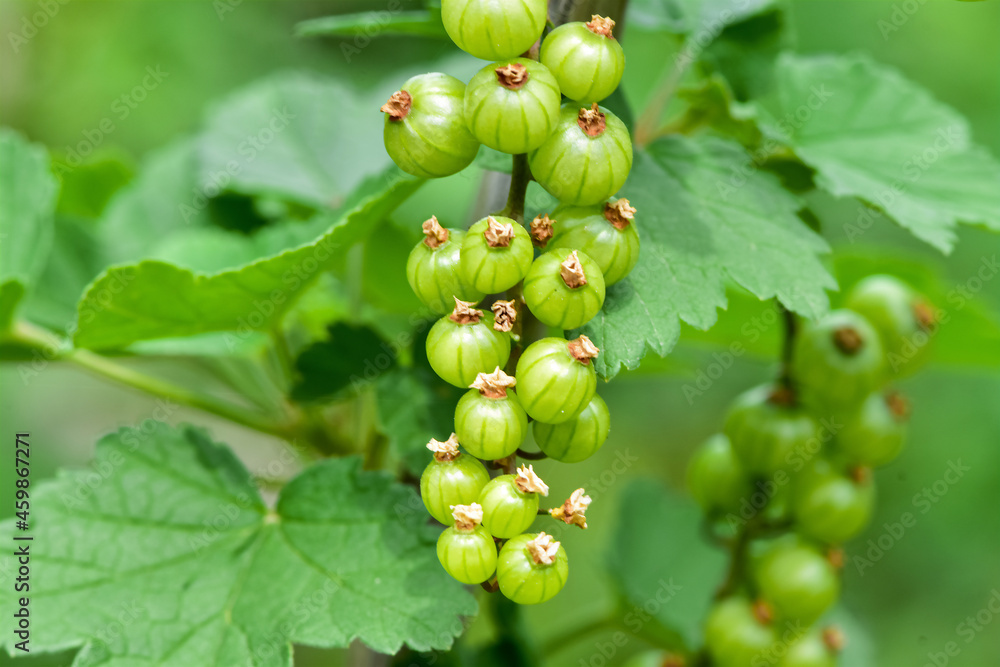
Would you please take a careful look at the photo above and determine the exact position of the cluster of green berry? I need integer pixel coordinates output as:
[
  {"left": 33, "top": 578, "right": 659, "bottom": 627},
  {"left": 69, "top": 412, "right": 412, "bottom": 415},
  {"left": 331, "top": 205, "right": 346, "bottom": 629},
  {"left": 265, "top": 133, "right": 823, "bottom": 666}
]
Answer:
[
  {"left": 689, "top": 275, "right": 935, "bottom": 667},
  {"left": 381, "top": 0, "right": 640, "bottom": 604}
]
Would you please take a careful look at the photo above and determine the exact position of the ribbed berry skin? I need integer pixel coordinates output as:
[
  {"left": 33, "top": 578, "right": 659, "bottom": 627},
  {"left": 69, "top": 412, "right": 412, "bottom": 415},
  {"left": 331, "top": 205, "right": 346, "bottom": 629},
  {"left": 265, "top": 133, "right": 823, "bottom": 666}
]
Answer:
[
  {"left": 845, "top": 274, "right": 933, "bottom": 375},
  {"left": 426, "top": 313, "right": 511, "bottom": 388},
  {"left": 792, "top": 460, "right": 875, "bottom": 544},
  {"left": 437, "top": 525, "right": 498, "bottom": 584},
  {"left": 539, "top": 22, "right": 625, "bottom": 103},
  {"left": 528, "top": 104, "right": 633, "bottom": 205},
  {"left": 753, "top": 540, "right": 840, "bottom": 624},
  {"left": 459, "top": 217, "right": 534, "bottom": 293},
  {"left": 515, "top": 338, "right": 597, "bottom": 424},
  {"left": 777, "top": 632, "right": 837, "bottom": 667},
  {"left": 687, "top": 433, "right": 752, "bottom": 515},
  {"left": 549, "top": 201, "right": 640, "bottom": 285},
  {"left": 464, "top": 59, "right": 561, "bottom": 154},
  {"left": 383, "top": 73, "right": 480, "bottom": 178},
  {"left": 420, "top": 454, "right": 490, "bottom": 524},
  {"left": 497, "top": 533, "right": 569, "bottom": 604},
  {"left": 792, "top": 310, "right": 886, "bottom": 412},
  {"left": 723, "top": 384, "right": 820, "bottom": 475},
  {"left": 704, "top": 597, "right": 777, "bottom": 667},
  {"left": 836, "top": 391, "right": 906, "bottom": 467},
  {"left": 454, "top": 389, "right": 529, "bottom": 460},
  {"left": 406, "top": 228, "right": 485, "bottom": 313},
  {"left": 533, "top": 394, "right": 610, "bottom": 463},
  {"left": 523, "top": 250, "right": 606, "bottom": 330},
  {"left": 478, "top": 475, "right": 539, "bottom": 538},
  {"left": 441, "top": 0, "right": 547, "bottom": 61}
]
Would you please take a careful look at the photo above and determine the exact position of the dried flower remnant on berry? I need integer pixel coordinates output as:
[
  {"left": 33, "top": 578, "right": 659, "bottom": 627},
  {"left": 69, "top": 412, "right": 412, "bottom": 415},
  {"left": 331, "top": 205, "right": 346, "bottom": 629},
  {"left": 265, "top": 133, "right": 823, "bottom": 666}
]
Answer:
[
  {"left": 421, "top": 216, "right": 449, "bottom": 248},
  {"left": 560, "top": 250, "right": 588, "bottom": 288},
  {"left": 578, "top": 103, "right": 606, "bottom": 137},
  {"left": 567, "top": 334, "right": 600, "bottom": 363},
  {"left": 451, "top": 503, "right": 484, "bottom": 531},
  {"left": 832, "top": 326, "right": 863, "bottom": 355},
  {"left": 603, "top": 199, "right": 636, "bottom": 230},
  {"left": 514, "top": 464, "right": 549, "bottom": 495},
  {"left": 752, "top": 599, "right": 774, "bottom": 624},
  {"left": 491, "top": 299, "right": 517, "bottom": 332},
  {"left": 427, "top": 433, "right": 461, "bottom": 462},
  {"left": 549, "top": 488, "right": 592, "bottom": 529},
  {"left": 850, "top": 465, "right": 872, "bottom": 484},
  {"left": 822, "top": 626, "right": 846, "bottom": 653},
  {"left": 914, "top": 300, "right": 936, "bottom": 330},
  {"left": 767, "top": 384, "right": 796, "bottom": 407},
  {"left": 471, "top": 367, "right": 517, "bottom": 398},
  {"left": 495, "top": 63, "right": 529, "bottom": 90},
  {"left": 526, "top": 532, "right": 560, "bottom": 565},
  {"left": 886, "top": 392, "right": 911, "bottom": 421},
  {"left": 483, "top": 216, "right": 515, "bottom": 247},
  {"left": 449, "top": 297, "right": 484, "bottom": 324},
  {"left": 530, "top": 214, "right": 554, "bottom": 247},
  {"left": 586, "top": 14, "right": 616, "bottom": 38},
  {"left": 827, "top": 547, "right": 845, "bottom": 570},
  {"left": 380, "top": 90, "right": 412, "bottom": 120}
]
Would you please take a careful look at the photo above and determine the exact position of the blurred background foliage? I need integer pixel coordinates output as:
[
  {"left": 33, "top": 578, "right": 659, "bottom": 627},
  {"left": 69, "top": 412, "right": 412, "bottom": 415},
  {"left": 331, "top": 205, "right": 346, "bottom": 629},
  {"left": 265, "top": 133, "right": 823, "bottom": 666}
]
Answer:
[{"left": 1, "top": 1, "right": 998, "bottom": 666}]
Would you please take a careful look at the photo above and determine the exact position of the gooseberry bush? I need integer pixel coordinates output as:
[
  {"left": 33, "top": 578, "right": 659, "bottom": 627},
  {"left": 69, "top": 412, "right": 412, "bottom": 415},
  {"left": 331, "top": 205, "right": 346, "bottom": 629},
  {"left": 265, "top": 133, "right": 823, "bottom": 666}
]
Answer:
[{"left": 1, "top": 0, "right": 999, "bottom": 666}]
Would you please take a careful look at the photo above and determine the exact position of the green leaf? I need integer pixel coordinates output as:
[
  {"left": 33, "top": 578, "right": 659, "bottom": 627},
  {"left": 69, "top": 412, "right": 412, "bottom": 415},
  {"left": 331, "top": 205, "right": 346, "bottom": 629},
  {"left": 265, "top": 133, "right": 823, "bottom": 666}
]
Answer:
[
  {"left": 755, "top": 54, "right": 1000, "bottom": 252},
  {"left": 574, "top": 134, "right": 834, "bottom": 379},
  {"left": 0, "top": 424, "right": 475, "bottom": 663},
  {"left": 0, "top": 128, "right": 58, "bottom": 329},
  {"left": 53, "top": 149, "right": 134, "bottom": 219},
  {"left": 701, "top": 7, "right": 788, "bottom": 101},
  {"left": 628, "top": 0, "right": 778, "bottom": 34},
  {"left": 292, "top": 323, "right": 397, "bottom": 401},
  {"left": 608, "top": 479, "right": 726, "bottom": 650},
  {"left": 296, "top": 9, "right": 447, "bottom": 40},
  {"left": 73, "top": 167, "right": 422, "bottom": 350}
]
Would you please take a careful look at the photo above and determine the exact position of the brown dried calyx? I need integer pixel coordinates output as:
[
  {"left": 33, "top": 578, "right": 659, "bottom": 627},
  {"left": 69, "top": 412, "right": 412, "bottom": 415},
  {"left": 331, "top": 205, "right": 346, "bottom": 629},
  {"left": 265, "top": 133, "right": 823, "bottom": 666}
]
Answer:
[
  {"left": 827, "top": 547, "right": 845, "bottom": 570},
  {"left": 471, "top": 367, "right": 517, "bottom": 399},
  {"left": 567, "top": 334, "right": 600, "bottom": 364},
  {"left": 427, "top": 433, "right": 461, "bottom": 462},
  {"left": 526, "top": 532, "right": 560, "bottom": 565},
  {"left": 483, "top": 216, "right": 515, "bottom": 247},
  {"left": 495, "top": 62, "right": 529, "bottom": 90},
  {"left": 767, "top": 384, "right": 796, "bottom": 407},
  {"left": 586, "top": 14, "right": 617, "bottom": 39},
  {"left": 380, "top": 90, "right": 411, "bottom": 121},
  {"left": 421, "top": 215, "right": 449, "bottom": 249},
  {"left": 885, "top": 391, "right": 911, "bottom": 421},
  {"left": 449, "top": 297, "right": 484, "bottom": 324},
  {"left": 549, "top": 488, "right": 592, "bottom": 529},
  {"left": 913, "top": 300, "right": 936, "bottom": 330},
  {"left": 752, "top": 599, "right": 774, "bottom": 625},
  {"left": 822, "top": 626, "right": 846, "bottom": 654},
  {"left": 578, "top": 103, "right": 607, "bottom": 137},
  {"left": 513, "top": 464, "right": 550, "bottom": 496},
  {"left": 560, "top": 251, "right": 588, "bottom": 288},
  {"left": 530, "top": 214, "right": 555, "bottom": 247},
  {"left": 850, "top": 465, "right": 872, "bottom": 484},
  {"left": 832, "top": 326, "right": 863, "bottom": 355},
  {"left": 450, "top": 503, "right": 483, "bottom": 532},
  {"left": 603, "top": 199, "right": 636, "bottom": 230},
  {"left": 491, "top": 299, "right": 517, "bottom": 332}
]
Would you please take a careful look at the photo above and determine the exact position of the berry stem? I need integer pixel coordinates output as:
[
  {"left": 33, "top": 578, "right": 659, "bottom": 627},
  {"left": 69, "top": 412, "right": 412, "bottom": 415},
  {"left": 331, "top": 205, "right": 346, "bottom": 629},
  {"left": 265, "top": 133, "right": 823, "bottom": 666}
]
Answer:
[
  {"left": 714, "top": 510, "right": 766, "bottom": 600},
  {"left": 778, "top": 305, "right": 798, "bottom": 393},
  {"left": 502, "top": 153, "right": 532, "bottom": 223},
  {"left": 516, "top": 448, "right": 548, "bottom": 460}
]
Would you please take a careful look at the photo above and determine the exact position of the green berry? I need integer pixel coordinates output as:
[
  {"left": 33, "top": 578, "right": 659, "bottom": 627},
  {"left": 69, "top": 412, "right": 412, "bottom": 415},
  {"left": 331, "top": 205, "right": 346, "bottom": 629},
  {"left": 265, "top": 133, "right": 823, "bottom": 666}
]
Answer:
[
  {"left": 845, "top": 274, "right": 936, "bottom": 375},
  {"left": 478, "top": 466, "right": 548, "bottom": 538},
  {"left": 454, "top": 368, "right": 529, "bottom": 460},
  {"left": 464, "top": 59, "right": 561, "bottom": 154},
  {"left": 792, "top": 310, "right": 886, "bottom": 412},
  {"left": 528, "top": 103, "right": 633, "bottom": 206},
  {"left": 704, "top": 597, "right": 777, "bottom": 667},
  {"left": 753, "top": 539, "right": 840, "bottom": 624},
  {"left": 406, "top": 217, "right": 485, "bottom": 313},
  {"left": 724, "top": 384, "right": 820, "bottom": 475},
  {"left": 515, "top": 336, "right": 598, "bottom": 424},
  {"left": 687, "top": 433, "right": 752, "bottom": 515},
  {"left": 523, "top": 249, "right": 606, "bottom": 330},
  {"left": 426, "top": 298, "right": 511, "bottom": 388},
  {"left": 441, "top": 0, "right": 547, "bottom": 61},
  {"left": 497, "top": 532, "right": 569, "bottom": 604},
  {"left": 792, "top": 460, "right": 875, "bottom": 544},
  {"left": 420, "top": 435, "right": 490, "bottom": 524},
  {"left": 539, "top": 16, "right": 625, "bottom": 104},
  {"left": 381, "top": 73, "right": 479, "bottom": 178},
  {"left": 533, "top": 394, "right": 610, "bottom": 463},
  {"left": 459, "top": 215, "right": 534, "bottom": 293},
  {"left": 778, "top": 629, "right": 843, "bottom": 667},
  {"left": 836, "top": 391, "right": 908, "bottom": 467},
  {"left": 436, "top": 503, "right": 498, "bottom": 584},
  {"left": 546, "top": 198, "right": 640, "bottom": 285}
]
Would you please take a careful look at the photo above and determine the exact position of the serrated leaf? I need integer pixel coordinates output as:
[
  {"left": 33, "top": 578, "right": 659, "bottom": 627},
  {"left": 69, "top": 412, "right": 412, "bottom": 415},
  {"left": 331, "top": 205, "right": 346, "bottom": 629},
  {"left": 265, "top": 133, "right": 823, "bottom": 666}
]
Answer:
[
  {"left": 755, "top": 53, "right": 1000, "bottom": 252},
  {"left": 292, "top": 323, "right": 396, "bottom": 401},
  {"left": 0, "top": 128, "right": 58, "bottom": 329},
  {"left": 608, "top": 479, "right": 726, "bottom": 650},
  {"left": 73, "top": 168, "right": 421, "bottom": 350},
  {"left": 296, "top": 9, "right": 447, "bottom": 39},
  {"left": 53, "top": 149, "right": 134, "bottom": 219},
  {"left": 0, "top": 424, "right": 475, "bottom": 664},
  {"left": 574, "top": 134, "right": 834, "bottom": 379}
]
